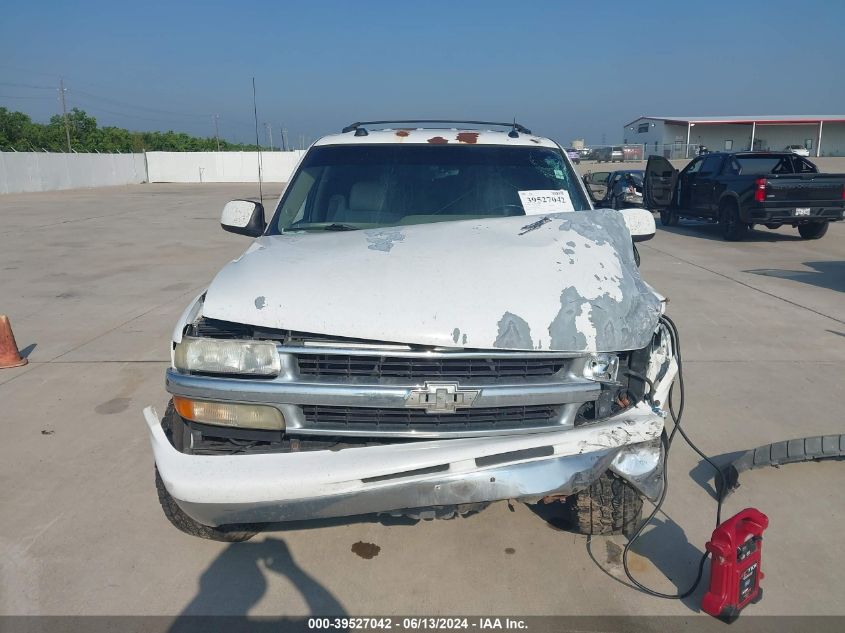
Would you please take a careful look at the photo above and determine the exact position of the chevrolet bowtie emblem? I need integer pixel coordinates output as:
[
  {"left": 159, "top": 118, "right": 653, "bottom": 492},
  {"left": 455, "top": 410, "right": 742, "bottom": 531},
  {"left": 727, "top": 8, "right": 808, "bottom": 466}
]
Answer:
[{"left": 404, "top": 382, "right": 480, "bottom": 413}]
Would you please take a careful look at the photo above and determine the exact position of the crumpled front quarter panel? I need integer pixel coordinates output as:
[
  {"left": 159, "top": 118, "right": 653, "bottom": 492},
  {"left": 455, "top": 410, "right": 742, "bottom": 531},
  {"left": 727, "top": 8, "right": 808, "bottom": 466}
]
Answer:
[{"left": 202, "top": 210, "right": 662, "bottom": 352}]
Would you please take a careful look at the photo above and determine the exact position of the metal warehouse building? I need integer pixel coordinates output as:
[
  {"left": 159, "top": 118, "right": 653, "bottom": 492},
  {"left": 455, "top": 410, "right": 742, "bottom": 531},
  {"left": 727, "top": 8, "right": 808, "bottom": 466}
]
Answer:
[{"left": 623, "top": 115, "right": 845, "bottom": 158}]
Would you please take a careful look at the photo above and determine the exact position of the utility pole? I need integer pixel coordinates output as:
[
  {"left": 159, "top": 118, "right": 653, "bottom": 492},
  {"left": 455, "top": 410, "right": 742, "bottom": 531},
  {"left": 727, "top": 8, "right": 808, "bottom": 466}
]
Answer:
[
  {"left": 213, "top": 114, "right": 221, "bottom": 152},
  {"left": 264, "top": 122, "right": 274, "bottom": 151},
  {"left": 280, "top": 125, "right": 287, "bottom": 151},
  {"left": 59, "top": 77, "right": 71, "bottom": 153}
]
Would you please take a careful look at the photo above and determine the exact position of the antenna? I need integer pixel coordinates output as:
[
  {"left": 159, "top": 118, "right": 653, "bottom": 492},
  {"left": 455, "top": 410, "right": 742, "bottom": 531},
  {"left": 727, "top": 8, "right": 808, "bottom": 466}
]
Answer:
[{"left": 252, "top": 77, "right": 264, "bottom": 204}]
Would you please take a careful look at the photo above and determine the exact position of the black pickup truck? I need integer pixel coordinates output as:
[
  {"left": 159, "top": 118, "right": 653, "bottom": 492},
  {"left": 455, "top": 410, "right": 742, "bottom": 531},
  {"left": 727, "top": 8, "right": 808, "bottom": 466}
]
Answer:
[{"left": 644, "top": 152, "right": 845, "bottom": 240}]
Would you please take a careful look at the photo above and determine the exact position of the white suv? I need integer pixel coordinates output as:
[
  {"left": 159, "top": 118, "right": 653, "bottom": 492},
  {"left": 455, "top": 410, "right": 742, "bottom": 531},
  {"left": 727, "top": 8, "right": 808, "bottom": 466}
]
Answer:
[{"left": 144, "top": 121, "right": 674, "bottom": 541}]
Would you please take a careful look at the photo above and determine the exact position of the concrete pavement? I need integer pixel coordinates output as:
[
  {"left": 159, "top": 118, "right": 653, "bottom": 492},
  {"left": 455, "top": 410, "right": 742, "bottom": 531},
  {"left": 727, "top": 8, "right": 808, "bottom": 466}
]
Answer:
[{"left": 0, "top": 184, "right": 843, "bottom": 617}]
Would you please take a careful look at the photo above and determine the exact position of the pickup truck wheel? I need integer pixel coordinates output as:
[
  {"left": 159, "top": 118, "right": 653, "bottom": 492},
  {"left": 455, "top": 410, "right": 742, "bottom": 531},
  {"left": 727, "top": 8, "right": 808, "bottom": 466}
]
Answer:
[
  {"left": 564, "top": 471, "right": 643, "bottom": 536},
  {"left": 797, "top": 222, "right": 829, "bottom": 239},
  {"left": 720, "top": 201, "right": 748, "bottom": 241},
  {"left": 659, "top": 208, "right": 678, "bottom": 226},
  {"left": 155, "top": 468, "right": 260, "bottom": 542}
]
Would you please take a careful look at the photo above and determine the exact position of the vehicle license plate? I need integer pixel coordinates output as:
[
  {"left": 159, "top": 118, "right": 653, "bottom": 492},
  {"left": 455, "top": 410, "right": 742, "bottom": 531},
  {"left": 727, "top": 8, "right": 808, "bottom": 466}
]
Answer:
[{"left": 794, "top": 208, "right": 811, "bottom": 216}]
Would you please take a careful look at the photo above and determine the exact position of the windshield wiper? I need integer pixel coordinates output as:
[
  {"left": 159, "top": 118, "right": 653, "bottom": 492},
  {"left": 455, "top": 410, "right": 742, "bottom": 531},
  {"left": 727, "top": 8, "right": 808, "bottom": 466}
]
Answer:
[
  {"left": 322, "top": 223, "right": 358, "bottom": 231},
  {"left": 287, "top": 222, "right": 359, "bottom": 232}
]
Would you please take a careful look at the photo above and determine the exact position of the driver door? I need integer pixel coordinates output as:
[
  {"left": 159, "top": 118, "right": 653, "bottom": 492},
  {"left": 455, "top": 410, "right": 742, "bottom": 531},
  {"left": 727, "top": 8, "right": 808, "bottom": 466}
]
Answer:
[{"left": 644, "top": 156, "right": 677, "bottom": 211}]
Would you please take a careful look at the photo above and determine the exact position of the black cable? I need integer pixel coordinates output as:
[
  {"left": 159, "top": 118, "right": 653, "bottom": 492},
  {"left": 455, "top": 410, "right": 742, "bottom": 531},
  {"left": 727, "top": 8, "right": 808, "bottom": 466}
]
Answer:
[
  {"left": 624, "top": 369, "right": 655, "bottom": 405},
  {"left": 621, "top": 313, "right": 726, "bottom": 599}
]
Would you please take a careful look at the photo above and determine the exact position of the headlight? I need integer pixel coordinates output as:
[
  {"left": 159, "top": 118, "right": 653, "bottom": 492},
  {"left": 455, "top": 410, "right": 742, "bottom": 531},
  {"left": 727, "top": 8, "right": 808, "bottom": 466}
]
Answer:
[
  {"left": 583, "top": 353, "right": 619, "bottom": 383},
  {"left": 174, "top": 336, "right": 280, "bottom": 376}
]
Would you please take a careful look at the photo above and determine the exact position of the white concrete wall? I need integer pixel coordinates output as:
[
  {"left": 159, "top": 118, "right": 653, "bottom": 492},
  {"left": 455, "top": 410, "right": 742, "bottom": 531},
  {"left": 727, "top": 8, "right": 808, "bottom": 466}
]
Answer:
[
  {"left": 0, "top": 151, "right": 147, "bottom": 194},
  {"left": 145, "top": 151, "right": 305, "bottom": 183}
]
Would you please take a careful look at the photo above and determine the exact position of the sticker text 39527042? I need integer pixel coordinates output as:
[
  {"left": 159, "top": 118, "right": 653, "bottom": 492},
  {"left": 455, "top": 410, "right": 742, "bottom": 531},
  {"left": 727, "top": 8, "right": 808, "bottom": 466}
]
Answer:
[{"left": 518, "top": 189, "right": 574, "bottom": 215}]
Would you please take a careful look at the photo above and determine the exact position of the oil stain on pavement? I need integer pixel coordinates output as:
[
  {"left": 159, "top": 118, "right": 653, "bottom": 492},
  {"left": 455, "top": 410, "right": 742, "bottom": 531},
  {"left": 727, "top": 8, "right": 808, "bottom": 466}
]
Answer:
[{"left": 351, "top": 541, "right": 381, "bottom": 560}]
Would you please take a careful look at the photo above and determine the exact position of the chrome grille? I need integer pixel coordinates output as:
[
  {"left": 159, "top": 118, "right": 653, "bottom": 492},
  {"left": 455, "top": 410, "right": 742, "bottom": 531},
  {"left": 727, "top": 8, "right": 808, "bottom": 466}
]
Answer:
[
  {"left": 300, "top": 404, "right": 560, "bottom": 432},
  {"left": 295, "top": 354, "right": 566, "bottom": 379}
]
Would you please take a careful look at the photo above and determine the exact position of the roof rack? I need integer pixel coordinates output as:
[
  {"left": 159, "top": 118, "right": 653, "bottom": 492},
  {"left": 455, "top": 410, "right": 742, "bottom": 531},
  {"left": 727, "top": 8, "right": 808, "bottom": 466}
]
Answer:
[{"left": 341, "top": 119, "right": 532, "bottom": 137}]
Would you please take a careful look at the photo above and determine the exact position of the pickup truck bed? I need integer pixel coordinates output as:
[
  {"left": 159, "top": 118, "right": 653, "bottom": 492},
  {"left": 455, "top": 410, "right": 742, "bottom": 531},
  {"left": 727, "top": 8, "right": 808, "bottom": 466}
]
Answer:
[{"left": 644, "top": 152, "right": 845, "bottom": 240}]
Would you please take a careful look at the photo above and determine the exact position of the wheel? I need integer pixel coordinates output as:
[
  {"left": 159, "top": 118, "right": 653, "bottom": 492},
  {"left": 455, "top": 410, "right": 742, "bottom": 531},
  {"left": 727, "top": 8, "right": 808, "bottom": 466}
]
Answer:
[
  {"left": 564, "top": 471, "right": 643, "bottom": 536},
  {"left": 798, "top": 222, "right": 829, "bottom": 239},
  {"left": 155, "top": 468, "right": 259, "bottom": 542},
  {"left": 156, "top": 403, "right": 260, "bottom": 542},
  {"left": 659, "top": 208, "right": 678, "bottom": 226},
  {"left": 720, "top": 201, "right": 748, "bottom": 241}
]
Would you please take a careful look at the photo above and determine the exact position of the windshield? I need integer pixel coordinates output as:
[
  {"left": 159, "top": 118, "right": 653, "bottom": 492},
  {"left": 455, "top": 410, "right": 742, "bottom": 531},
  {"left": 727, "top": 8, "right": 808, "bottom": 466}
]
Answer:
[{"left": 268, "top": 144, "right": 590, "bottom": 233}]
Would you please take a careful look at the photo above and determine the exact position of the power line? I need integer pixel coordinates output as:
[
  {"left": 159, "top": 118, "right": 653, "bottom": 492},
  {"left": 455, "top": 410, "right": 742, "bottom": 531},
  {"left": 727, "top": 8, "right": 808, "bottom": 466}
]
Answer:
[
  {"left": 71, "top": 88, "right": 212, "bottom": 119},
  {"left": 0, "top": 93, "right": 55, "bottom": 100},
  {"left": 0, "top": 81, "right": 55, "bottom": 90},
  {"left": 66, "top": 97, "right": 193, "bottom": 125}
]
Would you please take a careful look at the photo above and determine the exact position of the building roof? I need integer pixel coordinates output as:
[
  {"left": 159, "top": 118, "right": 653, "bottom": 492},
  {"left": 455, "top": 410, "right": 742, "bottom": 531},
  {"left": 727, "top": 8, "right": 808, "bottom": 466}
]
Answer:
[
  {"left": 315, "top": 127, "right": 558, "bottom": 148},
  {"left": 624, "top": 115, "right": 845, "bottom": 127}
]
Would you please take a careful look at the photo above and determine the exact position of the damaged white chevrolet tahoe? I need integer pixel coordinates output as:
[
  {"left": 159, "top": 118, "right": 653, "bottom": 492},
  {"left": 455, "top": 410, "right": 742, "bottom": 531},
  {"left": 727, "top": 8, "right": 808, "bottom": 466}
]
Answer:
[{"left": 144, "top": 121, "right": 677, "bottom": 542}]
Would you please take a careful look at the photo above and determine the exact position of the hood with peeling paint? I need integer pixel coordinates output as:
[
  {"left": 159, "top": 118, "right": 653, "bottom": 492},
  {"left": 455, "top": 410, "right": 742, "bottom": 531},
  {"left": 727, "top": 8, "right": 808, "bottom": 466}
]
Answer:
[{"left": 201, "top": 210, "right": 662, "bottom": 352}]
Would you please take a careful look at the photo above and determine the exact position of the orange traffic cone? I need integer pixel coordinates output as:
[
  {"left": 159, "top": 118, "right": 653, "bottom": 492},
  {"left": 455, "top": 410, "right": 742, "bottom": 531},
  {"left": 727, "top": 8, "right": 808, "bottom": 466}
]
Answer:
[{"left": 0, "top": 315, "right": 28, "bottom": 368}]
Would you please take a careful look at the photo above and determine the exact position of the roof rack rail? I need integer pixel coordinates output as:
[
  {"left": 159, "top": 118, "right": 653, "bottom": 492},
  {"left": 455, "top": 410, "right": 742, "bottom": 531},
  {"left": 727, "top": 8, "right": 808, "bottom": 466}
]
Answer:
[{"left": 341, "top": 120, "right": 533, "bottom": 135}]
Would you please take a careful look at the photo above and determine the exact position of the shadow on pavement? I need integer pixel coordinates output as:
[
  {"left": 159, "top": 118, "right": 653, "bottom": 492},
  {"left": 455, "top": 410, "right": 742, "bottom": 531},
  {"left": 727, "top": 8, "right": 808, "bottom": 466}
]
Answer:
[
  {"left": 18, "top": 342, "right": 37, "bottom": 358},
  {"left": 688, "top": 450, "right": 746, "bottom": 499},
  {"left": 744, "top": 261, "right": 845, "bottom": 293},
  {"left": 583, "top": 512, "right": 708, "bottom": 613},
  {"left": 658, "top": 220, "right": 804, "bottom": 243},
  {"left": 171, "top": 536, "right": 347, "bottom": 628}
]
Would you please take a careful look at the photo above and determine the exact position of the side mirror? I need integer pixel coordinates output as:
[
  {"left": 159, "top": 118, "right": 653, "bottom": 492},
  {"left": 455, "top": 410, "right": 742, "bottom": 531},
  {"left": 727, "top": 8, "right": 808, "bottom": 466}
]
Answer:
[
  {"left": 221, "top": 200, "right": 266, "bottom": 237},
  {"left": 619, "top": 207, "right": 656, "bottom": 242}
]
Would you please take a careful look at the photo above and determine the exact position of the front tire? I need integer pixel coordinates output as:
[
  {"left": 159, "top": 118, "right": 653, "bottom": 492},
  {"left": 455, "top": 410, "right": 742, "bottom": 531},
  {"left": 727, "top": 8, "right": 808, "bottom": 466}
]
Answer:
[
  {"left": 720, "top": 201, "right": 748, "bottom": 241},
  {"left": 798, "top": 222, "right": 829, "bottom": 239},
  {"left": 156, "top": 403, "right": 260, "bottom": 542},
  {"left": 564, "top": 472, "right": 643, "bottom": 536},
  {"left": 155, "top": 469, "right": 259, "bottom": 542}
]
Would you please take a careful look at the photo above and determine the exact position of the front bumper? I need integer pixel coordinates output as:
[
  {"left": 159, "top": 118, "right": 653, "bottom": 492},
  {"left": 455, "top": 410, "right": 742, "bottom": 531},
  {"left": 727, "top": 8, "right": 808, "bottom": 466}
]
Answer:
[
  {"left": 145, "top": 402, "right": 666, "bottom": 527},
  {"left": 747, "top": 205, "right": 844, "bottom": 224}
]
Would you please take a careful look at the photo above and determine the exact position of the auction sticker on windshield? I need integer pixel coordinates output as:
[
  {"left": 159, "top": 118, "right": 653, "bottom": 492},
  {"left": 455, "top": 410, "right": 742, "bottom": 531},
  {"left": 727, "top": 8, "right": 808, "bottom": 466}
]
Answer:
[{"left": 518, "top": 190, "right": 574, "bottom": 215}]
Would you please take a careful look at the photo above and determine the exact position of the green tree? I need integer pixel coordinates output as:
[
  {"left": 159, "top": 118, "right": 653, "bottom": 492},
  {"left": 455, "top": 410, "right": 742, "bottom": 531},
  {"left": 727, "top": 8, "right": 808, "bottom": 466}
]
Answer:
[{"left": 0, "top": 107, "right": 261, "bottom": 153}]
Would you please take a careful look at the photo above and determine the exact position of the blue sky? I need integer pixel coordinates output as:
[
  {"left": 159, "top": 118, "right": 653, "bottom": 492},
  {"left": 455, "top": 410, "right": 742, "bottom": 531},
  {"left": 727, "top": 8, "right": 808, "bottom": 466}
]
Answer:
[{"left": 2, "top": 0, "right": 844, "bottom": 146}]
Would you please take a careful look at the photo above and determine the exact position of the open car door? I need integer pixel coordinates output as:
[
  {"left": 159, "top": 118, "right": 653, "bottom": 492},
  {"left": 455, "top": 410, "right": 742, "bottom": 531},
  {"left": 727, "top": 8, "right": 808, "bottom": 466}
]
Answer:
[
  {"left": 583, "top": 171, "right": 610, "bottom": 204},
  {"left": 644, "top": 155, "right": 677, "bottom": 211}
]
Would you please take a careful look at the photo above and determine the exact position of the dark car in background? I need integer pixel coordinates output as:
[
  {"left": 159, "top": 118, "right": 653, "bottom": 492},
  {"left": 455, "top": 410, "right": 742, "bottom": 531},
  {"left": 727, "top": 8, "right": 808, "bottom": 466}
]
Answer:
[
  {"left": 565, "top": 148, "right": 581, "bottom": 164},
  {"left": 592, "top": 146, "right": 624, "bottom": 163},
  {"left": 583, "top": 170, "right": 644, "bottom": 209},
  {"left": 644, "top": 152, "right": 845, "bottom": 240}
]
